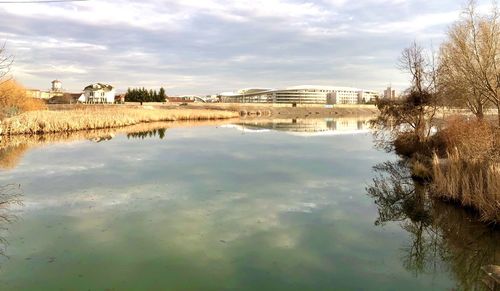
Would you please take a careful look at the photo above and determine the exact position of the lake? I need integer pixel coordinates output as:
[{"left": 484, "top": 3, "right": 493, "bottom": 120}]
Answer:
[{"left": 0, "top": 118, "right": 498, "bottom": 290}]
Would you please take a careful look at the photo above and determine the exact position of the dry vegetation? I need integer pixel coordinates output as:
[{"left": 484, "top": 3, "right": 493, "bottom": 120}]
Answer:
[
  {"left": 0, "top": 107, "right": 239, "bottom": 135},
  {"left": 0, "top": 119, "right": 238, "bottom": 169},
  {"left": 431, "top": 117, "right": 500, "bottom": 223},
  {"left": 373, "top": 1, "right": 500, "bottom": 224},
  {"left": 433, "top": 152, "right": 500, "bottom": 222},
  {"left": 0, "top": 80, "right": 46, "bottom": 119}
]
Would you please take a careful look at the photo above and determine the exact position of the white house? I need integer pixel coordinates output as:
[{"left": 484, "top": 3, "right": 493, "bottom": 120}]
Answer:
[{"left": 83, "top": 83, "right": 116, "bottom": 104}]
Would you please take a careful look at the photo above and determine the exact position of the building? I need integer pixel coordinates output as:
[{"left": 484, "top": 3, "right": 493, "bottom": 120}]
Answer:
[
  {"left": 166, "top": 96, "right": 195, "bottom": 103},
  {"left": 26, "top": 79, "right": 65, "bottom": 99},
  {"left": 26, "top": 89, "right": 51, "bottom": 99},
  {"left": 83, "top": 83, "right": 116, "bottom": 104},
  {"left": 219, "top": 85, "right": 380, "bottom": 105},
  {"left": 51, "top": 80, "right": 63, "bottom": 92},
  {"left": 115, "top": 94, "right": 126, "bottom": 104},
  {"left": 48, "top": 93, "right": 83, "bottom": 104},
  {"left": 383, "top": 87, "right": 397, "bottom": 100}
]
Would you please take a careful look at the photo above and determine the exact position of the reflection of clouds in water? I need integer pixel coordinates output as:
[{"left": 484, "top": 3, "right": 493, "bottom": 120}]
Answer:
[
  {"left": 280, "top": 202, "right": 319, "bottom": 213},
  {"left": 17, "top": 177, "right": 344, "bottom": 256},
  {"left": 21, "top": 184, "right": 176, "bottom": 213},
  {"left": 0, "top": 124, "right": 399, "bottom": 288},
  {"left": 6, "top": 163, "right": 106, "bottom": 177}
]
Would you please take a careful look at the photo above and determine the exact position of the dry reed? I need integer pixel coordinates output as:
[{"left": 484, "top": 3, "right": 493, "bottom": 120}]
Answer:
[
  {"left": 0, "top": 107, "right": 239, "bottom": 135},
  {"left": 432, "top": 151, "right": 500, "bottom": 223}
]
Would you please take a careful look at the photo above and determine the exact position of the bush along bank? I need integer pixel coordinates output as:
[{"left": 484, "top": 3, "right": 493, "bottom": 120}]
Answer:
[{"left": 374, "top": 104, "right": 500, "bottom": 224}]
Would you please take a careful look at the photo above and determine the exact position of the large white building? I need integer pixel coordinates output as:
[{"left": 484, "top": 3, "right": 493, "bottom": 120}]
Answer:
[
  {"left": 219, "top": 85, "right": 379, "bottom": 104},
  {"left": 82, "top": 83, "right": 116, "bottom": 104}
]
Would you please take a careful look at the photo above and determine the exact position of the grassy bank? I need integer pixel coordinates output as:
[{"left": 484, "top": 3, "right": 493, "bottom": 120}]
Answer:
[
  {"left": 0, "top": 107, "right": 239, "bottom": 135},
  {"left": 395, "top": 117, "right": 500, "bottom": 223},
  {"left": 427, "top": 118, "right": 500, "bottom": 222},
  {"left": 432, "top": 151, "right": 500, "bottom": 222}
]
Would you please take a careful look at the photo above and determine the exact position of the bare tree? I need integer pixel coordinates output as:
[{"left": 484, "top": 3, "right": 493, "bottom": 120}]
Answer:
[
  {"left": 439, "top": 0, "right": 500, "bottom": 124},
  {"left": 373, "top": 42, "right": 440, "bottom": 151},
  {"left": 398, "top": 42, "right": 433, "bottom": 94},
  {"left": 0, "top": 42, "right": 13, "bottom": 84}
]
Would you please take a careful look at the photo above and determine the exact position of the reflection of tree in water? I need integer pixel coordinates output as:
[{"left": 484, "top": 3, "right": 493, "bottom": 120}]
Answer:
[
  {"left": 0, "top": 144, "right": 29, "bottom": 170},
  {"left": 127, "top": 128, "right": 167, "bottom": 140},
  {"left": 0, "top": 184, "right": 23, "bottom": 259},
  {"left": 367, "top": 161, "right": 499, "bottom": 290}
]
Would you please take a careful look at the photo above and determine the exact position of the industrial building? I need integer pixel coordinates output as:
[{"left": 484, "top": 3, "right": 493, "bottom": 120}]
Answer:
[{"left": 218, "top": 85, "right": 380, "bottom": 104}]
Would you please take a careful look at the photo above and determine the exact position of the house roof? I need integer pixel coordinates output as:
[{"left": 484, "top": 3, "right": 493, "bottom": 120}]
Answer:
[{"left": 84, "top": 83, "right": 114, "bottom": 92}]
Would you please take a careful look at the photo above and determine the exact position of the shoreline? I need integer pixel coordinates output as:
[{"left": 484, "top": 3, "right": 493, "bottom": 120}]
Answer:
[
  {"left": 0, "top": 104, "right": 380, "bottom": 136},
  {"left": 0, "top": 107, "right": 239, "bottom": 136}
]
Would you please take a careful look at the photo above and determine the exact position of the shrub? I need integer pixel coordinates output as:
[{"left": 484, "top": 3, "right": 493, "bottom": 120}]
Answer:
[
  {"left": 410, "top": 159, "right": 432, "bottom": 183},
  {"left": 0, "top": 80, "right": 46, "bottom": 119},
  {"left": 434, "top": 116, "right": 498, "bottom": 161},
  {"left": 393, "top": 132, "right": 428, "bottom": 157}
]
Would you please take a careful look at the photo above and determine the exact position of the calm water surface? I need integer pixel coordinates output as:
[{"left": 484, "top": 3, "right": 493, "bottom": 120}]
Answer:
[{"left": 0, "top": 118, "right": 497, "bottom": 290}]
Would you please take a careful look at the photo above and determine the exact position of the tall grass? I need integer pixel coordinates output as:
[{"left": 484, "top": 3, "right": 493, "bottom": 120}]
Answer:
[
  {"left": 430, "top": 117, "right": 500, "bottom": 223},
  {"left": 432, "top": 151, "right": 500, "bottom": 223},
  {"left": 0, "top": 107, "right": 239, "bottom": 135}
]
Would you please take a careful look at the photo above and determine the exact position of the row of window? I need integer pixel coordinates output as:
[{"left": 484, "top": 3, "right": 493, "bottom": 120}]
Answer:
[{"left": 89, "top": 91, "right": 106, "bottom": 97}]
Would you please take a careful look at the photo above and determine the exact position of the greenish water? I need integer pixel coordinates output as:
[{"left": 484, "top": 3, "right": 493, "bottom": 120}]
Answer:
[{"left": 0, "top": 119, "right": 497, "bottom": 290}]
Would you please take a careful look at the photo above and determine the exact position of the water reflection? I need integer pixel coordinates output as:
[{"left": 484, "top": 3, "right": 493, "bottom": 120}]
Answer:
[
  {"left": 0, "top": 117, "right": 371, "bottom": 170},
  {"left": 367, "top": 160, "right": 499, "bottom": 290},
  {"left": 0, "top": 184, "right": 23, "bottom": 260},
  {"left": 127, "top": 128, "right": 167, "bottom": 140},
  {"left": 233, "top": 117, "right": 370, "bottom": 136},
  {"left": 0, "top": 119, "right": 237, "bottom": 169}
]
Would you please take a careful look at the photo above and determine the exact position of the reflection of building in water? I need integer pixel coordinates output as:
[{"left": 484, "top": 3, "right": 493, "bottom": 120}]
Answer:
[
  {"left": 233, "top": 117, "right": 370, "bottom": 136},
  {"left": 89, "top": 134, "right": 114, "bottom": 143}
]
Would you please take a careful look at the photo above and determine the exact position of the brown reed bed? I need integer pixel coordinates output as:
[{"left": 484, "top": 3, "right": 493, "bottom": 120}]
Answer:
[
  {"left": 0, "top": 107, "right": 239, "bottom": 135},
  {"left": 432, "top": 151, "right": 500, "bottom": 223}
]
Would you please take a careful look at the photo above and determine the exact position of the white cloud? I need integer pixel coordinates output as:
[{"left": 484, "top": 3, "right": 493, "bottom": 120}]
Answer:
[
  {"left": 360, "top": 10, "right": 459, "bottom": 34},
  {"left": 0, "top": 0, "right": 479, "bottom": 94}
]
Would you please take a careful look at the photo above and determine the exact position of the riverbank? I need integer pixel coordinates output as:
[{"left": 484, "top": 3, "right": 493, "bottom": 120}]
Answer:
[
  {"left": 47, "top": 103, "right": 380, "bottom": 118},
  {"left": 386, "top": 115, "right": 500, "bottom": 224},
  {"left": 0, "top": 107, "right": 239, "bottom": 135},
  {"left": 183, "top": 103, "right": 379, "bottom": 118}
]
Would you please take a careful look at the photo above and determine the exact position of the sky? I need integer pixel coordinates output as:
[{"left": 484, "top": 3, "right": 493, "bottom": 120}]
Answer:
[{"left": 0, "top": 0, "right": 489, "bottom": 95}]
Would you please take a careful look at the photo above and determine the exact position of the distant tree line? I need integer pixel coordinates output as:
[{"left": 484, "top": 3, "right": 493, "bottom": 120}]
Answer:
[{"left": 125, "top": 87, "right": 166, "bottom": 104}]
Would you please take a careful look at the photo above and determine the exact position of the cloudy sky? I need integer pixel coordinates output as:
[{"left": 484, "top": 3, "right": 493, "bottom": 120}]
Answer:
[{"left": 0, "top": 0, "right": 486, "bottom": 95}]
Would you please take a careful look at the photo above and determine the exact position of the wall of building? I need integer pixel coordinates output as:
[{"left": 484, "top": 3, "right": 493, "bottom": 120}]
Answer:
[
  {"left": 221, "top": 87, "right": 380, "bottom": 105},
  {"left": 84, "top": 89, "right": 116, "bottom": 103}
]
